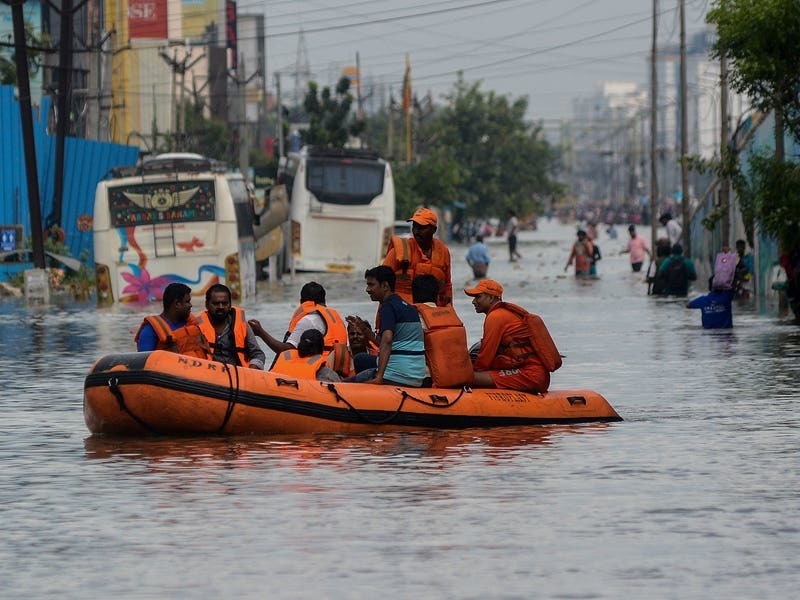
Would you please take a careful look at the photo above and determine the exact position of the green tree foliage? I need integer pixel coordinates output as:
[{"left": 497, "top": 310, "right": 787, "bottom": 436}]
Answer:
[
  {"left": 389, "top": 75, "right": 562, "bottom": 219},
  {"left": 182, "top": 101, "right": 233, "bottom": 160},
  {"left": 708, "top": 0, "right": 800, "bottom": 141},
  {"left": 706, "top": 0, "right": 800, "bottom": 251},
  {"left": 0, "top": 25, "right": 47, "bottom": 86},
  {"left": 302, "top": 77, "right": 365, "bottom": 148}
]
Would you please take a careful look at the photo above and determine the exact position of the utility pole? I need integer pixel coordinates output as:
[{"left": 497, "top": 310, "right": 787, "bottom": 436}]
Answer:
[
  {"left": 159, "top": 45, "right": 203, "bottom": 152},
  {"left": 275, "top": 72, "right": 284, "bottom": 158},
  {"left": 9, "top": 0, "right": 45, "bottom": 269},
  {"left": 719, "top": 55, "right": 730, "bottom": 249},
  {"left": 52, "top": 0, "right": 89, "bottom": 234},
  {"left": 679, "top": 0, "right": 690, "bottom": 254},
  {"left": 649, "top": 0, "right": 659, "bottom": 255},
  {"left": 232, "top": 53, "right": 261, "bottom": 177}
]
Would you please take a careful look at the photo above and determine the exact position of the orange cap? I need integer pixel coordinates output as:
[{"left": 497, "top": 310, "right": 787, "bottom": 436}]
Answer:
[
  {"left": 464, "top": 279, "right": 504, "bottom": 297},
  {"left": 408, "top": 207, "right": 438, "bottom": 227}
]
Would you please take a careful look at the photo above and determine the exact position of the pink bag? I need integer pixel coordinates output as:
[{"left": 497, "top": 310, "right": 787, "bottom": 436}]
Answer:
[{"left": 711, "top": 252, "right": 738, "bottom": 290}]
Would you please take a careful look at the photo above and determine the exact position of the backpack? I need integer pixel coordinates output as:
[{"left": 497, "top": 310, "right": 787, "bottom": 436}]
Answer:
[
  {"left": 497, "top": 302, "right": 563, "bottom": 372},
  {"left": 664, "top": 257, "right": 689, "bottom": 296},
  {"left": 711, "top": 251, "right": 737, "bottom": 291}
]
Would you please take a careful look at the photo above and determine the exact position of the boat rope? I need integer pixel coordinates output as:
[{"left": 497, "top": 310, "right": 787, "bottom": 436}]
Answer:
[
  {"left": 217, "top": 363, "right": 242, "bottom": 434},
  {"left": 324, "top": 383, "right": 409, "bottom": 424},
  {"left": 107, "top": 377, "right": 163, "bottom": 435},
  {"left": 403, "top": 387, "right": 469, "bottom": 408},
  {"left": 322, "top": 385, "right": 469, "bottom": 423}
]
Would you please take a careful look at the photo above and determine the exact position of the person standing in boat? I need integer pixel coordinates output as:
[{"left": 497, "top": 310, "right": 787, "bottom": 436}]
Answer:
[
  {"left": 271, "top": 329, "right": 342, "bottom": 382},
  {"left": 345, "top": 265, "right": 427, "bottom": 387},
  {"left": 465, "top": 279, "right": 556, "bottom": 393},
  {"left": 135, "top": 282, "right": 210, "bottom": 358},
  {"left": 383, "top": 207, "right": 453, "bottom": 306},
  {"left": 195, "top": 284, "right": 265, "bottom": 369},
  {"left": 249, "top": 281, "right": 347, "bottom": 362}
]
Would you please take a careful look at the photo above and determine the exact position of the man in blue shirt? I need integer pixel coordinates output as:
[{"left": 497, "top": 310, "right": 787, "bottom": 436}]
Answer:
[
  {"left": 466, "top": 234, "right": 491, "bottom": 279},
  {"left": 346, "top": 265, "right": 427, "bottom": 387},
  {"left": 687, "top": 289, "right": 734, "bottom": 329}
]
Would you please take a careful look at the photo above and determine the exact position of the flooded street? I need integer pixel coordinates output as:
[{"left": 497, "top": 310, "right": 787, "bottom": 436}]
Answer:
[{"left": 1, "top": 220, "right": 798, "bottom": 598}]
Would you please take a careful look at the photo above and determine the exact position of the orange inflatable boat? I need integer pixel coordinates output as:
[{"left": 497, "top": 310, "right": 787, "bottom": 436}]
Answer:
[{"left": 84, "top": 350, "right": 622, "bottom": 436}]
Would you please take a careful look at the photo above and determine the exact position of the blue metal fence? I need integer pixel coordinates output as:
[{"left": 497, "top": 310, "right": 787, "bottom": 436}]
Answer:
[{"left": 0, "top": 85, "right": 140, "bottom": 266}]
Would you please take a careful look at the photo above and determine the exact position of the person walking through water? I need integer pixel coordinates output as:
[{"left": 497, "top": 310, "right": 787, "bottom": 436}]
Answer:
[
  {"left": 564, "top": 229, "right": 594, "bottom": 278},
  {"left": 659, "top": 212, "right": 683, "bottom": 247},
  {"left": 465, "top": 234, "right": 491, "bottom": 279},
  {"left": 620, "top": 225, "right": 652, "bottom": 272},
  {"left": 383, "top": 207, "right": 453, "bottom": 306},
  {"left": 506, "top": 210, "right": 522, "bottom": 262}
]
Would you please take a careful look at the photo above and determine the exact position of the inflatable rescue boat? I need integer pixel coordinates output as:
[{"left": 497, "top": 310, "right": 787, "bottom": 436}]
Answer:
[{"left": 84, "top": 350, "right": 622, "bottom": 436}]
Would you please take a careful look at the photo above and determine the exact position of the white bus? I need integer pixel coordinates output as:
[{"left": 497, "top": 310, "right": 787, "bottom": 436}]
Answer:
[
  {"left": 93, "top": 153, "right": 262, "bottom": 305},
  {"left": 278, "top": 146, "right": 395, "bottom": 273}
]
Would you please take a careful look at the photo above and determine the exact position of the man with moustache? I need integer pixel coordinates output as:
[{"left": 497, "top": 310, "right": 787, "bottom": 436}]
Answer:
[{"left": 195, "top": 283, "right": 266, "bottom": 369}]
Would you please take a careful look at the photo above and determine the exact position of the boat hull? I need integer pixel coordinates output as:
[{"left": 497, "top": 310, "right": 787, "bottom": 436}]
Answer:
[{"left": 84, "top": 351, "right": 622, "bottom": 436}]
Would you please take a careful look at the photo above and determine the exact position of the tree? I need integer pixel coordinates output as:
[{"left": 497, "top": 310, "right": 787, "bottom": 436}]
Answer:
[
  {"left": 409, "top": 75, "right": 562, "bottom": 218},
  {"left": 707, "top": 0, "right": 800, "bottom": 253},
  {"left": 301, "top": 77, "right": 364, "bottom": 148},
  {"left": 0, "top": 24, "right": 48, "bottom": 86}
]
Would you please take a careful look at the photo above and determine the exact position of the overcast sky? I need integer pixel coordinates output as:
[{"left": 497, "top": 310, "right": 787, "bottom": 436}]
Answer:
[{"left": 253, "top": 0, "right": 712, "bottom": 121}]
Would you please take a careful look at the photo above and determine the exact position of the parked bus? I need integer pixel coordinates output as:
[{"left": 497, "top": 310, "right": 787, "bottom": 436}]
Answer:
[
  {"left": 93, "top": 153, "right": 273, "bottom": 304},
  {"left": 278, "top": 146, "right": 395, "bottom": 273}
]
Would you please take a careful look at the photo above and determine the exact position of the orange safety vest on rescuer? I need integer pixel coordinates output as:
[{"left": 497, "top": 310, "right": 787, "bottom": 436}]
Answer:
[
  {"left": 493, "top": 302, "right": 562, "bottom": 372},
  {"left": 385, "top": 236, "right": 451, "bottom": 306},
  {"left": 286, "top": 301, "right": 348, "bottom": 355},
  {"left": 415, "top": 303, "right": 473, "bottom": 387},
  {"left": 195, "top": 306, "right": 251, "bottom": 367},
  {"left": 135, "top": 314, "right": 210, "bottom": 359},
  {"left": 271, "top": 350, "right": 327, "bottom": 379}
]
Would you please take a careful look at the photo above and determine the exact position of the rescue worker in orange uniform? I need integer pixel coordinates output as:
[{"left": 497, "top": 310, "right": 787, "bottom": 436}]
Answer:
[
  {"left": 270, "top": 329, "right": 341, "bottom": 382},
  {"left": 465, "top": 279, "right": 551, "bottom": 393},
  {"left": 135, "top": 282, "right": 210, "bottom": 359},
  {"left": 249, "top": 281, "right": 347, "bottom": 363},
  {"left": 195, "top": 283, "right": 265, "bottom": 369},
  {"left": 383, "top": 207, "right": 453, "bottom": 306}
]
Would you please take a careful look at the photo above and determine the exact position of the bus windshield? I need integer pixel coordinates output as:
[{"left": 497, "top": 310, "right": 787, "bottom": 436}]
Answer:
[{"left": 306, "top": 159, "right": 385, "bottom": 205}]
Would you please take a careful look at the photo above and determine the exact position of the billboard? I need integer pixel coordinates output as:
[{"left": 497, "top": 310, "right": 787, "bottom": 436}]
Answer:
[{"left": 129, "top": 0, "right": 168, "bottom": 39}]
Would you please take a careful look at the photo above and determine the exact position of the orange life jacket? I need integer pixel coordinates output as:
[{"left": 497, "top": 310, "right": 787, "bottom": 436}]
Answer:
[
  {"left": 415, "top": 303, "right": 473, "bottom": 387},
  {"left": 286, "top": 301, "right": 348, "bottom": 356},
  {"left": 195, "top": 306, "right": 251, "bottom": 367},
  {"left": 271, "top": 349, "right": 327, "bottom": 380},
  {"left": 495, "top": 302, "right": 562, "bottom": 372},
  {"left": 386, "top": 236, "right": 450, "bottom": 306},
  {"left": 135, "top": 314, "right": 210, "bottom": 359}
]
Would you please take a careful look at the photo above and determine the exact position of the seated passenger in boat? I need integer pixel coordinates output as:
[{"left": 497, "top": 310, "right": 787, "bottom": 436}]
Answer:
[
  {"left": 465, "top": 279, "right": 555, "bottom": 393},
  {"left": 248, "top": 281, "right": 347, "bottom": 362},
  {"left": 270, "top": 329, "right": 341, "bottom": 382},
  {"left": 195, "top": 283, "right": 266, "bottom": 369},
  {"left": 345, "top": 265, "right": 427, "bottom": 387},
  {"left": 135, "top": 282, "right": 210, "bottom": 359},
  {"left": 327, "top": 321, "right": 379, "bottom": 379}
]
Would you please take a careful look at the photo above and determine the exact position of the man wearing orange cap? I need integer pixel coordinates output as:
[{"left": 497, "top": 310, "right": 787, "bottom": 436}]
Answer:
[
  {"left": 383, "top": 207, "right": 453, "bottom": 306},
  {"left": 465, "top": 279, "right": 551, "bottom": 393}
]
